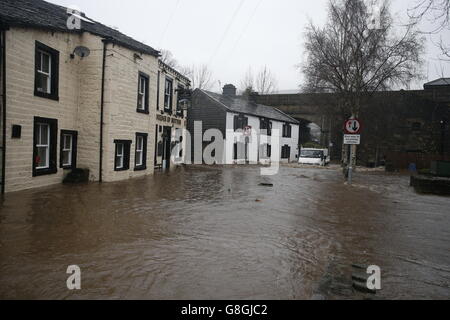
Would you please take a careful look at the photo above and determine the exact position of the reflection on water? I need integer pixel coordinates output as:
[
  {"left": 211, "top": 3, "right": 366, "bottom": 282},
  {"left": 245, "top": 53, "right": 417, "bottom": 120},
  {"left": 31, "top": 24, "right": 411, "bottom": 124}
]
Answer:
[{"left": 0, "top": 166, "right": 449, "bottom": 299}]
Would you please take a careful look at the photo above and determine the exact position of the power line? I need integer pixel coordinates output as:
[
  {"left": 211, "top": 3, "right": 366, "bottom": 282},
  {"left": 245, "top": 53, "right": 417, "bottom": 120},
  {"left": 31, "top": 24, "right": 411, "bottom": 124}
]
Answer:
[
  {"left": 225, "top": 0, "right": 264, "bottom": 66},
  {"left": 208, "top": 0, "right": 246, "bottom": 65},
  {"left": 159, "top": 0, "right": 181, "bottom": 48}
]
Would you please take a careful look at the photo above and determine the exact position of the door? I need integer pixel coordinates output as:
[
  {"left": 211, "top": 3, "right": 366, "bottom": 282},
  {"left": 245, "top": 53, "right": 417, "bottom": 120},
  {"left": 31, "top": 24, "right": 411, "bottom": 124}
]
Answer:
[{"left": 162, "top": 126, "right": 172, "bottom": 170}]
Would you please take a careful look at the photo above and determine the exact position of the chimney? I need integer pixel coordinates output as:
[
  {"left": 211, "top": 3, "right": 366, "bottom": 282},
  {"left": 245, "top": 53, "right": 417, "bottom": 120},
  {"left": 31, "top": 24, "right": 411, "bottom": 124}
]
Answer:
[
  {"left": 223, "top": 84, "right": 237, "bottom": 96},
  {"left": 249, "top": 91, "right": 259, "bottom": 103}
]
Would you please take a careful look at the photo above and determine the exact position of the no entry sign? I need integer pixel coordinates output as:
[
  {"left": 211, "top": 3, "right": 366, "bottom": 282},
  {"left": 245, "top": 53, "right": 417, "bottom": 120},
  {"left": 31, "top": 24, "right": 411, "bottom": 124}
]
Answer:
[{"left": 344, "top": 119, "right": 361, "bottom": 134}]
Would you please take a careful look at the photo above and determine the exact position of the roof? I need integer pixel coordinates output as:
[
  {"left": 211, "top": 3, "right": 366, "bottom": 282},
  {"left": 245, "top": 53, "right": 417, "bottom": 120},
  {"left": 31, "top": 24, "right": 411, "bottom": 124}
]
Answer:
[
  {"left": 198, "top": 90, "right": 300, "bottom": 125},
  {"left": 424, "top": 78, "right": 450, "bottom": 89},
  {"left": 159, "top": 60, "right": 191, "bottom": 85},
  {"left": 0, "top": 0, "right": 160, "bottom": 57}
]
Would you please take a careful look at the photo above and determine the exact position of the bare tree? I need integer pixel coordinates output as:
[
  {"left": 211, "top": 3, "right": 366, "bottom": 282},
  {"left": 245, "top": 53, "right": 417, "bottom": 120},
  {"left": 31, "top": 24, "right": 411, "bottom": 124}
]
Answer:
[
  {"left": 302, "top": 0, "right": 424, "bottom": 167},
  {"left": 255, "top": 66, "right": 278, "bottom": 94},
  {"left": 182, "top": 64, "right": 214, "bottom": 90},
  {"left": 159, "top": 49, "right": 179, "bottom": 68},
  {"left": 408, "top": 0, "right": 450, "bottom": 59},
  {"left": 240, "top": 67, "right": 255, "bottom": 93},
  {"left": 303, "top": 0, "right": 424, "bottom": 115}
]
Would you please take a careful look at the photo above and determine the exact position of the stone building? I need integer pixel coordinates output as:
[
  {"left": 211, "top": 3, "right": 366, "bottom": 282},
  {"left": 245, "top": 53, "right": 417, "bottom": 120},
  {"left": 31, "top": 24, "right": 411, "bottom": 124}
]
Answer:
[
  {"left": 188, "top": 85, "right": 300, "bottom": 164},
  {"left": 0, "top": 0, "right": 189, "bottom": 193}
]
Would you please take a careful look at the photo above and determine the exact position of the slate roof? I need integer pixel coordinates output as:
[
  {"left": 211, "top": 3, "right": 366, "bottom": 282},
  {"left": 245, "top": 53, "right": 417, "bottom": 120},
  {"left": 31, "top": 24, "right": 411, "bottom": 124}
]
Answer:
[
  {"left": 0, "top": 0, "right": 160, "bottom": 57},
  {"left": 424, "top": 78, "right": 450, "bottom": 88},
  {"left": 199, "top": 90, "right": 300, "bottom": 125}
]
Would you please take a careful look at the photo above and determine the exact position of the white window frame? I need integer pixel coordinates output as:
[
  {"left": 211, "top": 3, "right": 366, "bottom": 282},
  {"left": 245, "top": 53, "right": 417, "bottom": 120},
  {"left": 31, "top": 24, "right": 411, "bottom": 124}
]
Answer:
[
  {"left": 37, "top": 50, "right": 51, "bottom": 94},
  {"left": 138, "top": 75, "right": 146, "bottom": 111},
  {"left": 135, "top": 136, "right": 144, "bottom": 167},
  {"left": 164, "top": 78, "right": 173, "bottom": 110},
  {"left": 36, "top": 123, "right": 50, "bottom": 169},
  {"left": 62, "top": 134, "right": 73, "bottom": 167},
  {"left": 116, "top": 143, "right": 124, "bottom": 169}
]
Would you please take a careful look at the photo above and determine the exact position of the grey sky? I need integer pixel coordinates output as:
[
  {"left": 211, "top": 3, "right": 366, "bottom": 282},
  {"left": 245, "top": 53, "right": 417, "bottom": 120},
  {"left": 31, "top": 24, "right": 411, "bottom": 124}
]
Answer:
[{"left": 48, "top": 0, "right": 449, "bottom": 92}]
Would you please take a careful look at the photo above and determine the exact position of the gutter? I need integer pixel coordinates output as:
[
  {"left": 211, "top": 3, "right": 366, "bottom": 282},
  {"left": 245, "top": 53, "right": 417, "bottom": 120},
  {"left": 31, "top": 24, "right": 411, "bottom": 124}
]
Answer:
[
  {"left": 1, "top": 28, "right": 7, "bottom": 194},
  {"left": 99, "top": 39, "right": 110, "bottom": 183}
]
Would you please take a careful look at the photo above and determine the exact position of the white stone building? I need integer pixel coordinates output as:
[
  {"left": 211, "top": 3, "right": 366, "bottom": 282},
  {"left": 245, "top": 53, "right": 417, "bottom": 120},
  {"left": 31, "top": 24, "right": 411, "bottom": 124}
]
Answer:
[{"left": 188, "top": 85, "right": 300, "bottom": 165}]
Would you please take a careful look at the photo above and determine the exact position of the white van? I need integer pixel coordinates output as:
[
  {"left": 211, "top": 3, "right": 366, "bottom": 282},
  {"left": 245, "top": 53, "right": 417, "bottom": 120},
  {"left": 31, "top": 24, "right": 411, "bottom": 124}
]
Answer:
[{"left": 299, "top": 148, "right": 330, "bottom": 166}]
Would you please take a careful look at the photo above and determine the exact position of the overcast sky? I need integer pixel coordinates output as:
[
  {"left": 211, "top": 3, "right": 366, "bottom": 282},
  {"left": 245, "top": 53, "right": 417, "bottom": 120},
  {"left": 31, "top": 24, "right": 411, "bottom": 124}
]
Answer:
[{"left": 49, "top": 0, "right": 450, "bottom": 92}]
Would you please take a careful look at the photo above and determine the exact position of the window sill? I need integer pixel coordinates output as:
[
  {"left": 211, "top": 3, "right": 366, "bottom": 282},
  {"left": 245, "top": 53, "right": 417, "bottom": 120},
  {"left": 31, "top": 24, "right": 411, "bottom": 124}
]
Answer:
[
  {"left": 136, "top": 109, "right": 150, "bottom": 115},
  {"left": 134, "top": 166, "right": 147, "bottom": 172},
  {"left": 33, "top": 167, "right": 57, "bottom": 177},
  {"left": 114, "top": 167, "right": 129, "bottom": 172},
  {"left": 34, "top": 90, "right": 59, "bottom": 101}
]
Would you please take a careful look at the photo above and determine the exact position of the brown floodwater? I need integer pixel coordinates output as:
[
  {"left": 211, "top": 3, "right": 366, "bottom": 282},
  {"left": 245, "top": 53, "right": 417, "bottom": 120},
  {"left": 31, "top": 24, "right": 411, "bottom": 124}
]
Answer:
[{"left": 0, "top": 165, "right": 449, "bottom": 300}]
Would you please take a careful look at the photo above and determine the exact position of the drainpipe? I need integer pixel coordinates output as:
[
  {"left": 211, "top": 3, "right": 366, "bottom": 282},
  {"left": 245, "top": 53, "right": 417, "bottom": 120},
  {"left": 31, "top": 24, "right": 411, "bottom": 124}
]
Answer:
[
  {"left": 99, "top": 39, "right": 110, "bottom": 183},
  {"left": 1, "top": 28, "right": 7, "bottom": 194}
]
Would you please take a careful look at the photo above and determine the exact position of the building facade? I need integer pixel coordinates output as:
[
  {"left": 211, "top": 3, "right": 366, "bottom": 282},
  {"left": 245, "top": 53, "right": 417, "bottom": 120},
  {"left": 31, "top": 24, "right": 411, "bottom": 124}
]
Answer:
[
  {"left": 0, "top": 0, "right": 189, "bottom": 193},
  {"left": 188, "top": 85, "right": 300, "bottom": 165}
]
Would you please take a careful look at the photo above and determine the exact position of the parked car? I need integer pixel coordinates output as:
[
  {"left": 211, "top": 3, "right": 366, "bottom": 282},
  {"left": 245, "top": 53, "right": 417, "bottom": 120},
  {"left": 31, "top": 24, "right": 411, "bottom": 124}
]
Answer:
[{"left": 299, "top": 148, "right": 330, "bottom": 166}]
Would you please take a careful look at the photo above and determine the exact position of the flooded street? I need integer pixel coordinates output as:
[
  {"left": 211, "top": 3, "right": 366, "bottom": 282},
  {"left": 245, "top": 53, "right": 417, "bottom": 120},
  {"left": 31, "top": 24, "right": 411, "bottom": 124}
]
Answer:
[{"left": 0, "top": 166, "right": 449, "bottom": 300}]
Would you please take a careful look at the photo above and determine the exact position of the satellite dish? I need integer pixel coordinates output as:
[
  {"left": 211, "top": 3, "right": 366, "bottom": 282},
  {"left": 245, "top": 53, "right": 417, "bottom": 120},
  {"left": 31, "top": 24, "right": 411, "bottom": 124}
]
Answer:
[{"left": 73, "top": 46, "right": 90, "bottom": 58}]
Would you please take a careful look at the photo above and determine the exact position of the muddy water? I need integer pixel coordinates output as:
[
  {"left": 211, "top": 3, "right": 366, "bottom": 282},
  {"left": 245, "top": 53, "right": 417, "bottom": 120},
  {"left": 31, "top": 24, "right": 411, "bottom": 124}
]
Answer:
[{"left": 0, "top": 166, "right": 449, "bottom": 299}]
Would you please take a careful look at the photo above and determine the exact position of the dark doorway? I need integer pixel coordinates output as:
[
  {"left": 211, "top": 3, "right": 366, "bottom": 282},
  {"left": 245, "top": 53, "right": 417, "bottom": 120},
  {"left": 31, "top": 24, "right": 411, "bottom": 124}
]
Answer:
[{"left": 162, "top": 126, "right": 172, "bottom": 170}]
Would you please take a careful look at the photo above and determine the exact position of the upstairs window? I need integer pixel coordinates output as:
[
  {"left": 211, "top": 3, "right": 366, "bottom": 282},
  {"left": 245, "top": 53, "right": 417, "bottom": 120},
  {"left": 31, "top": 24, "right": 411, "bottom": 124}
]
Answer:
[
  {"left": 35, "top": 41, "right": 59, "bottom": 100},
  {"left": 260, "top": 118, "right": 272, "bottom": 136},
  {"left": 164, "top": 78, "right": 173, "bottom": 112},
  {"left": 176, "top": 85, "right": 185, "bottom": 117},
  {"left": 135, "top": 133, "right": 148, "bottom": 171},
  {"left": 137, "top": 72, "right": 149, "bottom": 113},
  {"left": 33, "top": 117, "right": 58, "bottom": 177},
  {"left": 282, "top": 123, "right": 292, "bottom": 138},
  {"left": 234, "top": 115, "right": 248, "bottom": 131}
]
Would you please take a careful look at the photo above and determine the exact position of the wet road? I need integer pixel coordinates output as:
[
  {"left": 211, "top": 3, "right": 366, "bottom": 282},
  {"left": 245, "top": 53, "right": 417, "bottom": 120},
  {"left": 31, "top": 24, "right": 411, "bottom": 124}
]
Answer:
[{"left": 0, "top": 166, "right": 449, "bottom": 299}]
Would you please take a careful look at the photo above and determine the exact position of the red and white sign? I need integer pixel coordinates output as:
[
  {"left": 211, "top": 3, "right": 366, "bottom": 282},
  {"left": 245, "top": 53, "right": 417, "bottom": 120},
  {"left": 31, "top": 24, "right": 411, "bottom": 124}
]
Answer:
[{"left": 344, "top": 119, "right": 362, "bottom": 134}]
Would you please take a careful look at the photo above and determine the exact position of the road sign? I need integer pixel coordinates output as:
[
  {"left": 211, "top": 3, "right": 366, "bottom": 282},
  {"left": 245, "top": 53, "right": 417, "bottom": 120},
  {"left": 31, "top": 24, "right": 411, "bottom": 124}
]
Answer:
[
  {"left": 344, "top": 134, "right": 361, "bottom": 145},
  {"left": 244, "top": 126, "right": 252, "bottom": 137},
  {"left": 344, "top": 119, "right": 362, "bottom": 134}
]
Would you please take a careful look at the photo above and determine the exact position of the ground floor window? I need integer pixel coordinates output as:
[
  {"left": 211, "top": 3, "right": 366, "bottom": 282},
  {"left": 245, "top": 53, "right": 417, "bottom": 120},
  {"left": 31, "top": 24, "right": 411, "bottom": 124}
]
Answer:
[
  {"left": 135, "top": 133, "right": 148, "bottom": 171},
  {"left": 114, "top": 140, "right": 131, "bottom": 171},
  {"left": 281, "top": 145, "right": 291, "bottom": 159},
  {"left": 60, "top": 130, "right": 77, "bottom": 169},
  {"left": 33, "top": 117, "right": 57, "bottom": 177}
]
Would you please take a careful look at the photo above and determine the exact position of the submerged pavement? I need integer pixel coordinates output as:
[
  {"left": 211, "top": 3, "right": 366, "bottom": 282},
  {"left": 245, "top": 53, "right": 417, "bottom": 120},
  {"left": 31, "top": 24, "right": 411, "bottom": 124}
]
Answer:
[{"left": 0, "top": 165, "right": 449, "bottom": 299}]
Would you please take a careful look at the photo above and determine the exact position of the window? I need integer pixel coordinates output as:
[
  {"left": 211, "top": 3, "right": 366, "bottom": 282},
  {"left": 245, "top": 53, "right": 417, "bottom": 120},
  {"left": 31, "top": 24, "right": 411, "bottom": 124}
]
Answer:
[
  {"left": 260, "top": 118, "right": 272, "bottom": 136},
  {"left": 164, "top": 78, "right": 173, "bottom": 112},
  {"left": 282, "top": 123, "right": 292, "bottom": 138},
  {"left": 234, "top": 115, "right": 248, "bottom": 131},
  {"left": 35, "top": 41, "right": 59, "bottom": 100},
  {"left": 176, "top": 85, "right": 185, "bottom": 117},
  {"left": 114, "top": 140, "right": 131, "bottom": 171},
  {"left": 33, "top": 117, "right": 58, "bottom": 176},
  {"left": 60, "top": 130, "right": 78, "bottom": 169},
  {"left": 281, "top": 145, "right": 291, "bottom": 159},
  {"left": 135, "top": 133, "right": 148, "bottom": 171},
  {"left": 137, "top": 72, "right": 149, "bottom": 113}
]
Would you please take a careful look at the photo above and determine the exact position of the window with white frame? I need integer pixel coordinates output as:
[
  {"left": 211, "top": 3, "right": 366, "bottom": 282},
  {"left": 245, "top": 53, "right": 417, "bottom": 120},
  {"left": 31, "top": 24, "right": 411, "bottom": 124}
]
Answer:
[
  {"left": 114, "top": 140, "right": 131, "bottom": 171},
  {"left": 36, "top": 123, "right": 50, "bottom": 169},
  {"left": 35, "top": 41, "right": 59, "bottom": 100},
  {"left": 62, "top": 134, "right": 73, "bottom": 167},
  {"left": 116, "top": 143, "right": 124, "bottom": 169},
  {"left": 36, "top": 50, "right": 51, "bottom": 94},
  {"left": 33, "top": 117, "right": 58, "bottom": 177},
  {"left": 135, "top": 133, "right": 148, "bottom": 170},
  {"left": 137, "top": 72, "right": 149, "bottom": 113},
  {"left": 164, "top": 78, "right": 173, "bottom": 112}
]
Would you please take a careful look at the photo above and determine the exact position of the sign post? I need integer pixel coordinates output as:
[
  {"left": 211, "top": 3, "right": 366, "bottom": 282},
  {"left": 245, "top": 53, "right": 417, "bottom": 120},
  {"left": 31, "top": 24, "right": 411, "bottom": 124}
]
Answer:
[{"left": 344, "top": 119, "right": 362, "bottom": 184}]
